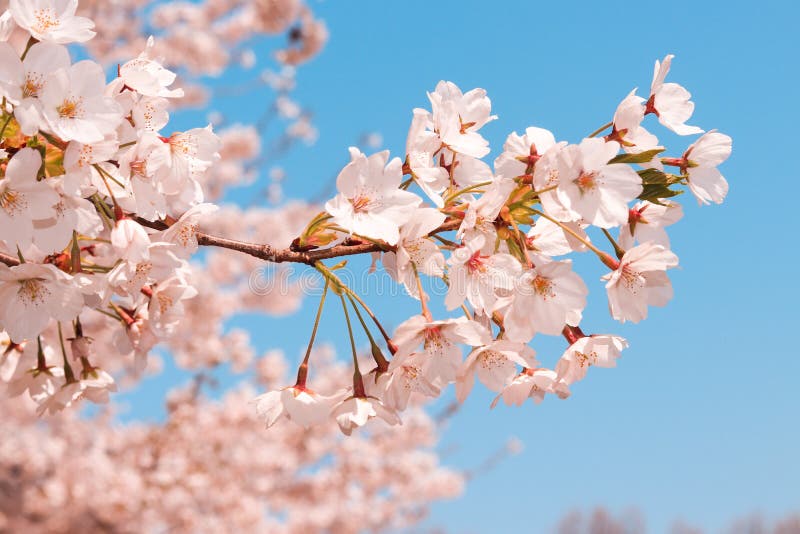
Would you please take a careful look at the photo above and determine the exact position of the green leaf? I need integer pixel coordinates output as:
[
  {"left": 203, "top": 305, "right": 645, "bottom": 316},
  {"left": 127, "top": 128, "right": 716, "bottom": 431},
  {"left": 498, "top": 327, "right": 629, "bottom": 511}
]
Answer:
[
  {"left": 638, "top": 183, "right": 684, "bottom": 204},
  {"left": 637, "top": 168, "right": 670, "bottom": 185},
  {"left": 609, "top": 148, "right": 665, "bottom": 165}
]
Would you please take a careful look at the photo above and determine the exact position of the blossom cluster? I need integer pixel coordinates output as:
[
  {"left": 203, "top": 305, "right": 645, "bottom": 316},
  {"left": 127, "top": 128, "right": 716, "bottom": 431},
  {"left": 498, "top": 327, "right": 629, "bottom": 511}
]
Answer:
[
  {"left": 259, "top": 56, "right": 732, "bottom": 434},
  {"left": 0, "top": 1, "right": 222, "bottom": 414}
]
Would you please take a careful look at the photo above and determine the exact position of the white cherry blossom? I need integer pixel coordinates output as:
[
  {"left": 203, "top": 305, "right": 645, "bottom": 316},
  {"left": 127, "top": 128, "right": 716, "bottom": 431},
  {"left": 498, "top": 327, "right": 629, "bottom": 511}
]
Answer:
[
  {"left": 325, "top": 147, "right": 421, "bottom": 245},
  {"left": 445, "top": 234, "right": 521, "bottom": 314},
  {"left": 456, "top": 340, "right": 537, "bottom": 402},
  {"left": 556, "top": 138, "right": 643, "bottom": 228},
  {"left": 9, "top": 0, "right": 95, "bottom": 44},
  {"left": 0, "top": 263, "right": 83, "bottom": 342},
  {"left": 505, "top": 259, "right": 588, "bottom": 341}
]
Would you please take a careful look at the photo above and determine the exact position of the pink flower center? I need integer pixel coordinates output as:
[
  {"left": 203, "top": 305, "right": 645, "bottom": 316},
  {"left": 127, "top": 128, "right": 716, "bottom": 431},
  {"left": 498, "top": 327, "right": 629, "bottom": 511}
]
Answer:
[
  {"left": 532, "top": 275, "right": 555, "bottom": 299},
  {"left": 129, "top": 159, "right": 147, "bottom": 178},
  {"left": 575, "top": 170, "right": 599, "bottom": 192},
  {"left": 466, "top": 251, "right": 488, "bottom": 274}
]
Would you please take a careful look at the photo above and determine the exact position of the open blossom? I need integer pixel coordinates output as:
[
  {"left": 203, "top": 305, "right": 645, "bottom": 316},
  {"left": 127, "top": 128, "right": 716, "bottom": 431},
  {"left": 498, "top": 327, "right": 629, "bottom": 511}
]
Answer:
[
  {"left": 603, "top": 242, "right": 679, "bottom": 323},
  {"left": 0, "top": 147, "right": 59, "bottom": 250},
  {"left": 162, "top": 126, "right": 221, "bottom": 195},
  {"left": 494, "top": 126, "right": 557, "bottom": 180},
  {"left": 390, "top": 314, "right": 488, "bottom": 387},
  {"left": 445, "top": 235, "right": 521, "bottom": 314},
  {"left": 9, "top": 0, "right": 95, "bottom": 44},
  {"left": 647, "top": 54, "right": 703, "bottom": 135},
  {"left": 118, "top": 131, "right": 171, "bottom": 219},
  {"left": 159, "top": 203, "right": 219, "bottom": 257},
  {"left": 457, "top": 179, "right": 514, "bottom": 247},
  {"left": 456, "top": 340, "right": 537, "bottom": 402},
  {"left": 32, "top": 174, "right": 104, "bottom": 253},
  {"left": 39, "top": 60, "right": 122, "bottom": 143},
  {"left": 405, "top": 108, "right": 448, "bottom": 206},
  {"left": 505, "top": 259, "right": 588, "bottom": 341},
  {"left": 556, "top": 138, "right": 643, "bottom": 228},
  {"left": 111, "top": 218, "right": 151, "bottom": 263},
  {"left": 119, "top": 36, "right": 184, "bottom": 98},
  {"left": 683, "top": 130, "right": 732, "bottom": 205},
  {"left": 325, "top": 147, "right": 421, "bottom": 245},
  {"left": 526, "top": 216, "right": 589, "bottom": 257},
  {"left": 619, "top": 200, "right": 683, "bottom": 249},
  {"left": 254, "top": 386, "right": 335, "bottom": 428},
  {"left": 36, "top": 368, "right": 117, "bottom": 416},
  {"left": 531, "top": 141, "right": 576, "bottom": 221},
  {"left": 331, "top": 395, "right": 401, "bottom": 436},
  {"left": 107, "top": 243, "right": 184, "bottom": 296},
  {"left": 146, "top": 276, "right": 198, "bottom": 336},
  {"left": 6, "top": 42, "right": 71, "bottom": 135},
  {"left": 611, "top": 90, "right": 660, "bottom": 156},
  {"left": 382, "top": 207, "right": 446, "bottom": 299},
  {"left": 491, "top": 368, "right": 570, "bottom": 408},
  {"left": 381, "top": 358, "right": 441, "bottom": 410},
  {"left": 555, "top": 335, "right": 629, "bottom": 385},
  {"left": 0, "top": 263, "right": 83, "bottom": 342},
  {"left": 428, "top": 81, "right": 495, "bottom": 158}
]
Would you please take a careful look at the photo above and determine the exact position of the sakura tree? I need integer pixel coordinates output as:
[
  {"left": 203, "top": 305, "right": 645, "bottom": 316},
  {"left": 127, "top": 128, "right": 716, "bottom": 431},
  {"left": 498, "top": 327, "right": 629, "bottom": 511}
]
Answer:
[{"left": 0, "top": 1, "right": 733, "bottom": 527}]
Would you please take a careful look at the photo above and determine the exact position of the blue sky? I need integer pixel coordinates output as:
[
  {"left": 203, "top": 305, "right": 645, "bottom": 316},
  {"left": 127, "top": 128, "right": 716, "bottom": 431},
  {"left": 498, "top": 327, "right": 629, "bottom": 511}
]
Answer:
[{"left": 129, "top": 0, "right": 800, "bottom": 531}]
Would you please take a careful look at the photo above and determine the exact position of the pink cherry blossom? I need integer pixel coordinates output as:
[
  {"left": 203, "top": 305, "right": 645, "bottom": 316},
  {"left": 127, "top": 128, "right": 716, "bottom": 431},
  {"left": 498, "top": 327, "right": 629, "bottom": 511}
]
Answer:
[
  {"left": 603, "top": 242, "right": 679, "bottom": 323},
  {"left": 331, "top": 395, "right": 401, "bottom": 436},
  {"left": 683, "top": 130, "right": 732, "bottom": 205},
  {"left": 555, "top": 334, "right": 629, "bottom": 385},
  {"left": 647, "top": 54, "right": 704, "bottom": 135}
]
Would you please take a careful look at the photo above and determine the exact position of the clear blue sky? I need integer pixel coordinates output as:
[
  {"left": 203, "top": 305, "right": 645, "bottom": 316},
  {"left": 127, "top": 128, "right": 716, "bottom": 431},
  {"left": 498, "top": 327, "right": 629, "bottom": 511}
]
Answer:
[{"left": 126, "top": 0, "right": 800, "bottom": 531}]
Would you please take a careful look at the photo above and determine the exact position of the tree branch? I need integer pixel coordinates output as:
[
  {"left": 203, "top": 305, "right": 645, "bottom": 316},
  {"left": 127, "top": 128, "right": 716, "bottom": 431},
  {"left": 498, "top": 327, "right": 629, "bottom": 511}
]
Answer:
[
  {"left": 140, "top": 216, "right": 463, "bottom": 265},
  {"left": 0, "top": 217, "right": 462, "bottom": 269},
  {"left": 0, "top": 252, "right": 20, "bottom": 267}
]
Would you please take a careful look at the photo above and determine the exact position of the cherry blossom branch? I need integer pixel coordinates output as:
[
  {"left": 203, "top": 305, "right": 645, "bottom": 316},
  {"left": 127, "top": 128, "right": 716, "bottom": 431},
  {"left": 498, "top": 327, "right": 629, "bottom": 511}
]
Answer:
[{"left": 135, "top": 215, "right": 462, "bottom": 265}]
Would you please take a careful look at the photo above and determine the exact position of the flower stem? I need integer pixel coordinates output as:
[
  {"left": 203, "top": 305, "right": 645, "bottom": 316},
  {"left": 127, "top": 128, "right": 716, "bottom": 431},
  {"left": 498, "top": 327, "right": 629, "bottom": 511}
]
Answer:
[
  {"left": 340, "top": 292, "right": 366, "bottom": 397},
  {"left": 315, "top": 261, "right": 396, "bottom": 351},
  {"left": 346, "top": 293, "right": 389, "bottom": 372},
  {"left": 600, "top": 228, "right": 626, "bottom": 259},
  {"left": 444, "top": 180, "right": 494, "bottom": 205},
  {"left": 57, "top": 322, "right": 76, "bottom": 384},
  {"left": 295, "top": 278, "right": 330, "bottom": 387},
  {"left": 531, "top": 208, "right": 620, "bottom": 269},
  {"left": 588, "top": 121, "right": 613, "bottom": 138},
  {"left": 412, "top": 264, "right": 433, "bottom": 321}
]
